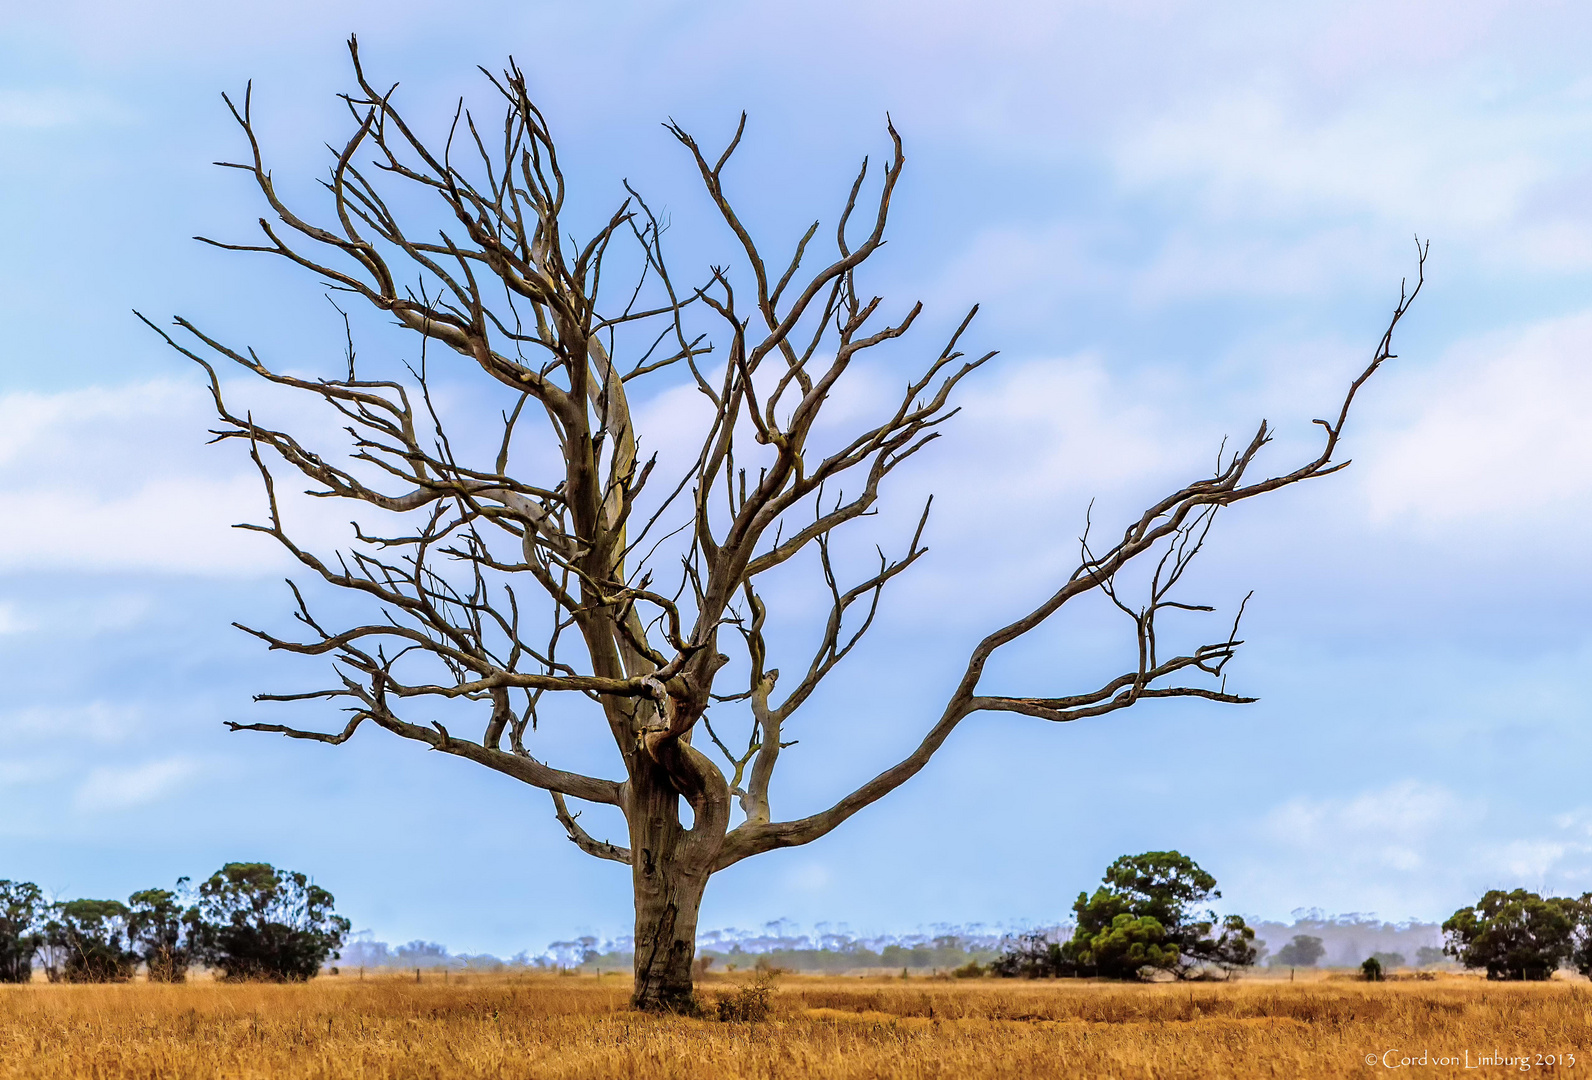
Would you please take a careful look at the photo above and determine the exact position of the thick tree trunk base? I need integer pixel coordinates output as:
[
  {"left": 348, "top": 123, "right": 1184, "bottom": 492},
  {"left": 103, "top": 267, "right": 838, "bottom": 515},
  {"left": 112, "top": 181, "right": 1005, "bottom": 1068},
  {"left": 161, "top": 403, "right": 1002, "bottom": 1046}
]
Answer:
[
  {"left": 629, "top": 765, "right": 711, "bottom": 1013},
  {"left": 630, "top": 867, "right": 706, "bottom": 1012}
]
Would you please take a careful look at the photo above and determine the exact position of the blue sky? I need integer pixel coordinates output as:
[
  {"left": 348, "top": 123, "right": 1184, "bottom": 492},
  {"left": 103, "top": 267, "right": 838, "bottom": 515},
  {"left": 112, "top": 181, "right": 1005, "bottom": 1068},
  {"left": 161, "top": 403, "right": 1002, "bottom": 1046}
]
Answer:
[{"left": 4, "top": 0, "right": 1592, "bottom": 955}]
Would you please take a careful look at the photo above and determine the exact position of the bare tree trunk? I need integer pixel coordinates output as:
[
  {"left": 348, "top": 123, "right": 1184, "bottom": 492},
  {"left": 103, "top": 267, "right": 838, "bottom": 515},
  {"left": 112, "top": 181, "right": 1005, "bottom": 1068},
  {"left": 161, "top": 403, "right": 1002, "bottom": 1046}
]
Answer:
[{"left": 628, "top": 766, "right": 709, "bottom": 1012}]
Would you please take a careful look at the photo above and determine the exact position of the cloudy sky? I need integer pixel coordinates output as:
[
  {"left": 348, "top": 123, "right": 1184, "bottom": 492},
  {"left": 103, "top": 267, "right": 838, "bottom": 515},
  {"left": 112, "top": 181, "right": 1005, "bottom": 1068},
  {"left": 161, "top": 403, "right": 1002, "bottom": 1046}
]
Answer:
[{"left": 4, "top": 0, "right": 1592, "bottom": 955}]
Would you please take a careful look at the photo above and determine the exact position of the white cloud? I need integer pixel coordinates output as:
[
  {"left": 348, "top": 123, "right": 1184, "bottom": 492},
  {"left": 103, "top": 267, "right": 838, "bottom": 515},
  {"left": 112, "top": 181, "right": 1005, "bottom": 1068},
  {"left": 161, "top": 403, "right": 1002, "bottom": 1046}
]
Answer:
[
  {"left": 1264, "top": 779, "right": 1473, "bottom": 874},
  {"left": 1358, "top": 311, "right": 1592, "bottom": 530},
  {"left": 1116, "top": 88, "right": 1563, "bottom": 228},
  {"left": 0, "top": 379, "right": 380, "bottom": 575},
  {"left": 0, "top": 701, "right": 145, "bottom": 746},
  {"left": 1129, "top": 225, "right": 1393, "bottom": 304},
  {"left": 1237, "top": 780, "right": 1592, "bottom": 918},
  {"left": 0, "top": 601, "right": 29, "bottom": 634},
  {"left": 74, "top": 757, "right": 199, "bottom": 812}
]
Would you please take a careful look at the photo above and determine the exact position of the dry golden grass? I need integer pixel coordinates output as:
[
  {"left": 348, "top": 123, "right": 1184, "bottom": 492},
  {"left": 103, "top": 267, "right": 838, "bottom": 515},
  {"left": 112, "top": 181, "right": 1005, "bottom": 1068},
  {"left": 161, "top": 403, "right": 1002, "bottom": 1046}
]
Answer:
[{"left": 2, "top": 971, "right": 1589, "bottom": 1078}]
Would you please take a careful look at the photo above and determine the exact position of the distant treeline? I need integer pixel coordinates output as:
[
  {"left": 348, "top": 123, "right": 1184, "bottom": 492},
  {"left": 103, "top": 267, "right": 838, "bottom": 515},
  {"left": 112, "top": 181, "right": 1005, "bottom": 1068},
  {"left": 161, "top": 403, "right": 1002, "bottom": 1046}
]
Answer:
[
  {"left": 340, "top": 926, "right": 1007, "bottom": 975},
  {"left": 0, "top": 863, "right": 348, "bottom": 983},
  {"left": 1249, "top": 911, "right": 1446, "bottom": 970},
  {"left": 335, "top": 915, "right": 1449, "bottom": 978}
]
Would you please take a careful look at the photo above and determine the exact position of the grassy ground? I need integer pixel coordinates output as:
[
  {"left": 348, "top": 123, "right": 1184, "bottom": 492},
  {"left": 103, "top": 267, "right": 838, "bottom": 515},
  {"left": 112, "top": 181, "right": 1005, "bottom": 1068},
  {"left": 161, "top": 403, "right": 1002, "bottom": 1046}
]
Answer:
[{"left": 1, "top": 970, "right": 1588, "bottom": 1078}]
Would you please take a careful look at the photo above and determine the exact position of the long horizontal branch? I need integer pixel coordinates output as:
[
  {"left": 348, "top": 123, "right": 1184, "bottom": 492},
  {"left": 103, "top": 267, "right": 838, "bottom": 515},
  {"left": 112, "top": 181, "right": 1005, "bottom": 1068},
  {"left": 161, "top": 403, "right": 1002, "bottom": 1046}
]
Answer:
[
  {"left": 227, "top": 713, "right": 624, "bottom": 805},
  {"left": 711, "top": 650, "right": 1244, "bottom": 869}
]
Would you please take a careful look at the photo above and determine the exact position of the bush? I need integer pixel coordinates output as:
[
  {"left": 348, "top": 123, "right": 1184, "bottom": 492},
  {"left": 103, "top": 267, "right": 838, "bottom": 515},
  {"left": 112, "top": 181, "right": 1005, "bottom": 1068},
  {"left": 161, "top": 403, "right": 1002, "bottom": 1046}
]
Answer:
[
  {"left": 0, "top": 881, "right": 45, "bottom": 984},
  {"left": 714, "top": 972, "right": 775, "bottom": 1022},
  {"left": 952, "top": 959, "right": 986, "bottom": 978},
  {"left": 43, "top": 899, "right": 139, "bottom": 983},
  {"left": 989, "top": 931, "right": 1071, "bottom": 978},
  {"left": 1078, "top": 913, "right": 1178, "bottom": 977},
  {"left": 127, "top": 882, "right": 195, "bottom": 983},
  {"left": 1361, "top": 956, "right": 1382, "bottom": 981},
  {"left": 1443, "top": 889, "right": 1577, "bottom": 981},
  {"left": 190, "top": 863, "right": 350, "bottom": 981}
]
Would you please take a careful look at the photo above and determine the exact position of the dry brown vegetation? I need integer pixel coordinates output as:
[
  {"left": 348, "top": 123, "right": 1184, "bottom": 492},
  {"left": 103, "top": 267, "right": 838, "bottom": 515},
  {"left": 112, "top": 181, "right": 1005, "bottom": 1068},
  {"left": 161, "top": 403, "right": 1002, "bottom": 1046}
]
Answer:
[{"left": 2, "top": 971, "right": 1588, "bottom": 1078}]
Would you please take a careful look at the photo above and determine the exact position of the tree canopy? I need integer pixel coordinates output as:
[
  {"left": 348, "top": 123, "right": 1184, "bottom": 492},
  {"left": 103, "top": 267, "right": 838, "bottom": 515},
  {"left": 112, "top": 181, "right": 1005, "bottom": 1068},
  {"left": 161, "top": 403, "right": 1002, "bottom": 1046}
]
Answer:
[
  {"left": 1066, "top": 851, "right": 1256, "bottom": 979},
  {"left": 191, "top": 863, "right": 350, "bottom": 982},
  {"left": 1443, "top": 889, "right": 1580, "bottom": 981},
  {"left": 127, "top": 883, "right": 196, "bottom": 983},
  {"left": 0, "top": 880, "right": 45, "bottom": 985},
  {"left": 41, "top": 899, "right": 139, "bottom": 983},
  {"left": 992, "top": 851, "right": 1257, "bottom": 980}
]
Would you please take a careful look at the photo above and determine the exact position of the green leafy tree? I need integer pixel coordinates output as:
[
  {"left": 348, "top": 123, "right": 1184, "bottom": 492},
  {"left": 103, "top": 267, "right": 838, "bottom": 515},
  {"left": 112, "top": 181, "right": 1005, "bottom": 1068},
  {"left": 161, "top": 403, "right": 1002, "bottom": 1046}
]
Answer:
[
  {"left": 190, "top": 863, "right": 349, "bottom": 981},
  {"left": 127, "top": 881, "right": 196, "bottom": 983},
  {"left": 1361, "top": 956, "right": 1382, "bottom": 981},
  {"left": 1443, "top": 889, "right": 1577, "bottom": 981},
  {"left": 42, "top": 900, "right": 139, "bottom": 983},
  {"left": 992, "top": 851, "right": 1257, "bottom": 980},
  {"left": 1271, "top": 934, "right": 1325, "bottom": 967},
  {"left": 0, "top": 880, "right": 45, "bottom": 984},
  {"left": 1370, "top": 950, "right": 1405, "bottom": 970},
  {"left": 1067, "top": 852, "right": 1257, "bottom": 979}
]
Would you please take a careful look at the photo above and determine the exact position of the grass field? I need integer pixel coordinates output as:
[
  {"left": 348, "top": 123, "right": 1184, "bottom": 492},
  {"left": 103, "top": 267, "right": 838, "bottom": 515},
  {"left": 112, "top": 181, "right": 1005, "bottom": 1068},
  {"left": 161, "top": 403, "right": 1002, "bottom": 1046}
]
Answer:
[{"left": 1, "top": 971, "right": 1588, "bottom": 1078}]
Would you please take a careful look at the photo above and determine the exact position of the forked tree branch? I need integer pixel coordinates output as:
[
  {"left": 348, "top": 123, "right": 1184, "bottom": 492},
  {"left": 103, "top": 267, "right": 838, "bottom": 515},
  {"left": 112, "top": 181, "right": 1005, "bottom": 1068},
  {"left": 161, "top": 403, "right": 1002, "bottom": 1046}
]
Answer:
[{"left": 713, "top": 240, "right": 1427, "bottom": 869}]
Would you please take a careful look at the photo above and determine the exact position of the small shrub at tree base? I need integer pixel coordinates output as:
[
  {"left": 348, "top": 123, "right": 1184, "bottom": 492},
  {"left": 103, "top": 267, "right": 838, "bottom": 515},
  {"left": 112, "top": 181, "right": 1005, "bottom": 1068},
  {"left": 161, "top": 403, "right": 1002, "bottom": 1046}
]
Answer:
[
  {"left": 1361, "top": 957, "right": 1383, "bottom": 981},
  {"left": 1443, "top": 889, "right": 1578, "bottom": 981},
  {"left": 0, "top": 881, "right": 45, "bottom": 985},
  {"left": 190, "top": 863, "right": 349, "bottom": 982},
  {"left": 952, "top": 959, "right": 986, "bottom": 978},
  {"left": 714, "top": 973, "right": 775, "bottom": 1022}
]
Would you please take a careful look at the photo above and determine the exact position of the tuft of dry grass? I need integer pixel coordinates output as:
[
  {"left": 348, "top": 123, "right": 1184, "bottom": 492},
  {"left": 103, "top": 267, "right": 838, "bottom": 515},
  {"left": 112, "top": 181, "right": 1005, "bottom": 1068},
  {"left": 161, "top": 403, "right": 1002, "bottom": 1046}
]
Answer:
[{"left": 1, "top": 971, "right": 1589, "bottom": 1078}]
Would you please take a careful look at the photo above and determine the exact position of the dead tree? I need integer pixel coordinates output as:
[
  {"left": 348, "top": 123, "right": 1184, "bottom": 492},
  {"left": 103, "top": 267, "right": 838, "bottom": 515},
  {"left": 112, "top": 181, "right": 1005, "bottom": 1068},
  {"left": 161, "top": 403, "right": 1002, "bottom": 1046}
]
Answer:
[{"left": 142, "top": 38, "right": 1424, "bottom": 1012}]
